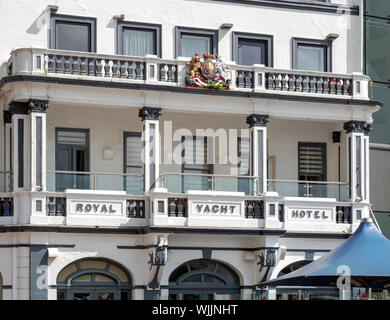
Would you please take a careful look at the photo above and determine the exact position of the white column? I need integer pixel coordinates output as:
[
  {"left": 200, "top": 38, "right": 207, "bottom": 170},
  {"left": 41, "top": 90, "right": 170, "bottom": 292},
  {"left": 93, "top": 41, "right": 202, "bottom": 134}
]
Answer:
[
  {"left": 9, "top": 102, "right": 30, "bottom": 192},
  {"left": 9, "top": 100, "right": 48, "bottom": 192},
  {"left": 27, "top": 100, "right": 48, "bottom": 192},
  {"left": 344, "top": 121, "right": 370, "bottom": 203},
  {"left": 3, "top": 111, "right": 12, "bottom": 192},
  {"left": 139, "top": 107, "right": 161, "bottom": 192},
  {"left": 247, "top": 114, "right": 269, "bottom": 195}
]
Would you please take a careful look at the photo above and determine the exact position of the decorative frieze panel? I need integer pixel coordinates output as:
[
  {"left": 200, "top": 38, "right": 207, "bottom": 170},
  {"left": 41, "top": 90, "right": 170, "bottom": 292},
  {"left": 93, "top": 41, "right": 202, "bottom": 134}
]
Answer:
[
  {"left": 168, "top": 197, "right": 187, "bottom": 217},
  {"left": 245, "top": 200, "right": 264, "bottom": 219},
  {"left": 336, "top": 206, "right": 352, "bottom": 224},
  {"left": 126, "top": 199, "right": 145, "bottom": 218},
  {"left": 0, "top": 197, "right": 13, "bottom": 216},
  {"left": 46, "top": 197, "right": 66, "bottom": 216}
]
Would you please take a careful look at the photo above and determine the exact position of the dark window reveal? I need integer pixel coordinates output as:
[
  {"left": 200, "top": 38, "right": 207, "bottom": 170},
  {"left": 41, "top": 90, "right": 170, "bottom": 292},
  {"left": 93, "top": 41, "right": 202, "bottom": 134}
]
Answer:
[{"left": 51, "top": 15, "right": 96, "bottom": 52}]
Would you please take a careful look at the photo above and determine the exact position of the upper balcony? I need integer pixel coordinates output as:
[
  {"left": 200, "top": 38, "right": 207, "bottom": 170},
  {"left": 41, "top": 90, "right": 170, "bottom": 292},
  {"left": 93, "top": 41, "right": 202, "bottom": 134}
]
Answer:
[{"left": 0, "top": 48, "right": 371, "bottom": 101}]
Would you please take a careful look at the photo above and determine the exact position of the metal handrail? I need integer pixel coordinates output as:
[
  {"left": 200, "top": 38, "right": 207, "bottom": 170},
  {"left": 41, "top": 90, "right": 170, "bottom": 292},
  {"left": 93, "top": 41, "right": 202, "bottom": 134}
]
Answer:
[
  {"left": 46, "top": 170, "right": 143, "bottom": 177},
  {"left": 267, "top": 179, "right": 348, "bottom": 185},
  {"left": 158, "top": 172, "right": 259, "bottom": 195}
]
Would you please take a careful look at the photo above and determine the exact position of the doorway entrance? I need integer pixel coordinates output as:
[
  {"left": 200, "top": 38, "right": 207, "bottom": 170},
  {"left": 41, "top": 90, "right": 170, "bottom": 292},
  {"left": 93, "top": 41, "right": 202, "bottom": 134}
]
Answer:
[
  {"left": 168, "top": 259, "right": 241, "bottom": 300},
  {"left": 55, "top": 128, "right": 90, "bottom": 191},
  {"left": 56, "top": 258, "right": 132, "bottom": 300}
]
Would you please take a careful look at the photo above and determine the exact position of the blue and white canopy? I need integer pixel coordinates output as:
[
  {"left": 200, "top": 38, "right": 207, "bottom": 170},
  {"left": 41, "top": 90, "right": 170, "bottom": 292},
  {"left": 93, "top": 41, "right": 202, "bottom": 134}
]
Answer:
[{"left": 258, "top": 219, "right": 390, "bottom": 288}]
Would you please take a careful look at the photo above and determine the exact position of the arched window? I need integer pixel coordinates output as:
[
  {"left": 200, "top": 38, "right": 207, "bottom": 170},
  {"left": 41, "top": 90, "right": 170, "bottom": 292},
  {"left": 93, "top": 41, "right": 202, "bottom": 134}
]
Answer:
[
  {"left": 277, "top": 260, "right": 311, "bottom": 277},
  {"left": 56, "top": 258, "right": 132, "bottom": 300},
  {"left": 169, "top": 259, "right": 240, "bottom": 300}
]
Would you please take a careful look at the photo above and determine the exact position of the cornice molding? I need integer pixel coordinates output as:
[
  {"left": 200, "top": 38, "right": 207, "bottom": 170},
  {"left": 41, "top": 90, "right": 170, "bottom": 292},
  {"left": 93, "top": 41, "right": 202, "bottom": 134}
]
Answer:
[{"left": 208, "top": 0, "right": 359, "bottom": 15}]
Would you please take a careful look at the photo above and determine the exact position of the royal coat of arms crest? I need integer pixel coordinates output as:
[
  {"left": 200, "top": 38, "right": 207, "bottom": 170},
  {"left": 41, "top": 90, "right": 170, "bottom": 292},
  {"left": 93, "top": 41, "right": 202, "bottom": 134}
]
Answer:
[{"left": 185, "top": 53, "right": 231, "bottom": 89}]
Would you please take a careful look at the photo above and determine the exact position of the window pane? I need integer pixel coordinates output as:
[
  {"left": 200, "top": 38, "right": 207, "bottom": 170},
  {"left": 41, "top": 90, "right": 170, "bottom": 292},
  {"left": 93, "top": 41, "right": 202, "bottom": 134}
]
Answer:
[
  {"left": 57, "top": 130, "right": 87, "bottom": 146},
  {"left": 56, "top": 21, "right": 91, "bottom": 52},
  {"left": 238, "top": 39, "right": 266, "bottom": 66},
  {"left": 123, "top": 28, "right": 155, "bottom": 56},
  {"left": 182, "top": 34, "right": 210, "bottom": 57},
  {"left": 125, "top": 135, "right": 142, "bottom": 172},
  {"left": 298, "top": 144, "right": 326, "bottom": 181},
  {"left": 297, "top": 45, "right": 325, "bottom": 72},
  {"left": 366, "top": 0, "right": 390, "bottom": 19},
  {"left": 365, "top": 17, "right": 390, "bottom": 84},
  {"left": 370, "top": 83, "right": 390, "bottom": 144}
]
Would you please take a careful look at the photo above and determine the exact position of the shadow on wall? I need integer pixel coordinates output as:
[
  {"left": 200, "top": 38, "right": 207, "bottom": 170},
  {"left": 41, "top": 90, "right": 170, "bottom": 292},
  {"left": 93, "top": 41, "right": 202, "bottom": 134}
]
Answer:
[{"left": 26, "top": 9, "right": 47, "bottom": 35}]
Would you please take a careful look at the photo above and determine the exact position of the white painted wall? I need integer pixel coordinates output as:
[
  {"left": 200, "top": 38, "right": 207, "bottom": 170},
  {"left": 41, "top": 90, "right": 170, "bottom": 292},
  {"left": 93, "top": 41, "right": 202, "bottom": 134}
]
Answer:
[
  {"left": 0, "top": 0, "right": 362, "bottom": 74},
  {"left": 46, "top": 105, "right": 348, "bottom": 185}
]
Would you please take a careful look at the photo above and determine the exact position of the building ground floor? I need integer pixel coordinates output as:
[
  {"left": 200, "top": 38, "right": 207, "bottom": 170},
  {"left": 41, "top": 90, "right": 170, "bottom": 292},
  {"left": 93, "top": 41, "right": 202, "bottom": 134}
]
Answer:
[{"left": 0, "top": 229, "right": 352, "bottom": 300}]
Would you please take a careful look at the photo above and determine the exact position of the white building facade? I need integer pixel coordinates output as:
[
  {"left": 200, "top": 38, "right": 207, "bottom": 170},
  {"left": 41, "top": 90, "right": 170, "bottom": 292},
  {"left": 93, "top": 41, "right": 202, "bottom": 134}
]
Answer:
[{"left": 0, "top": 0, "right": 382, "bottom": 300}]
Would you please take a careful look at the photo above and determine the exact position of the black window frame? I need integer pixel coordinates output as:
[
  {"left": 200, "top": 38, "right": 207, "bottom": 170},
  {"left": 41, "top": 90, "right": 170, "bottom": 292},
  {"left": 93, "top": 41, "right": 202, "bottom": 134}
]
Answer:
[
  {"left": 50, "top": 14, "right": 97, "bottom": 53},
  {"left": 292, "top": 37, "right": 332, "bottom": 72},
  {"left": 232, "top": 32, "right": 274, "bottom": 67},
  {"left": 175, "top": 26, "right": 218, "bottom": 58},
  {"left": 117, "top": 20, "right": 162, "bottom": 57}
]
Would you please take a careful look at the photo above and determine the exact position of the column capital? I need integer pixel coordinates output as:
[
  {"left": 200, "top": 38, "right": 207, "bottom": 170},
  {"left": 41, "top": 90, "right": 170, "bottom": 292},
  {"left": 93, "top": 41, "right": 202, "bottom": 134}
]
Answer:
[
  {"left": 8, "top": 101, "right": 28, "bottom": 116},
  {"left": 343, "top": 120, "right": 368, "bottom": 134},
  {"left": 8, "top": 99, "right": 49, "bottom": 116},
  {"left": 3, "top": 110, "right": 11, "bottom": 124},
  {"left": 27, "top": 99, "right": 49, "bottom": 113},
  {"left": 246, "top": 114, "right": 269, "bottom": 128},
  {"left": 138, "top": 107, "right": 162, "bottom": 121},
  {"left": 363, "top": 123, "right": 372, "bottom": 136}
]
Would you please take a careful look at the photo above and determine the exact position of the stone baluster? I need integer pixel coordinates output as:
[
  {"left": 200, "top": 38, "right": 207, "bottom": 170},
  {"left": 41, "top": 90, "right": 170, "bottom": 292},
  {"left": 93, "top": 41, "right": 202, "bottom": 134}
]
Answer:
[
  {"left": 302, "top": 75, "right": 310, "bottom": 92},
  {"left": 111, "top": 59, "right": 119, "bottom": 78},
  {"left": 336, "top": 78, "right": 342, "bottom": 95},
  {"left": 329, "top": 78, "right": 336, "bottom": 94},
  {"left": 120, "top": 60, "right": 128, "bottom": 78},
  {"left": 274, "top": 73, "right": 281, "bottom": 90},
  {"left": 245, "top": 71, "right": 253, "bottom": 88},
  {"left": 80, "top": 57, "right": 87, "bottom": 75},
  {"left": 103, "top": 59, "right": 111, "bottom": 77},
  {"left": 128, "top": 62, "right": 136, "bottom": 79},
  {"left": 265, "top": 73, "right": 274, "bottom": 89},
  {"left": 295, "top": 75, "right": 303, "bottom": 92},
  {"left": 55, "top": 55, "right": 64, "bottom": 73},
  {"left": 88, "top": 58, "right": 95, "bottom": 76},
  {"left": 72, "top": 57, "right": 81, "bottom": 75},
  {"left": 287, "top": 74, "right": 295, "bottom": 91},
  {"left": 47, "top": 55, "right": 55, "bottom": 73},
  {"left": 309, "top": 76, "right": 316, "bottom": 93},
  {"left": 64, "top": 56, "right": 72, "bottom": 74},
  {"left": 236, "top": 70, "right": 245, "bottom": 88},
  {"left": 316, "top": 77, "right": 324, "bottom": 93},
  {"left": 96, "top": 59, "right": 103, "bottom": 77},
  {"left": 281, "top": 74, "right": 288, "bottom": 91}
]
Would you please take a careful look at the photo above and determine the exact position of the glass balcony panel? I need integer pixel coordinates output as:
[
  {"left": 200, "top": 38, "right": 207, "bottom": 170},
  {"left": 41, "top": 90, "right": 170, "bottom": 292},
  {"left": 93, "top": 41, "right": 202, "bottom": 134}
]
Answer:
[
  {"left": 46, "top": 172, "right": 143, "bottom": 194},
  {"left": 268, "top": 181, "right": 349, "bottom": 202},
  {"left": 0, "top": 172, "right": 13, "bottom": 192}
]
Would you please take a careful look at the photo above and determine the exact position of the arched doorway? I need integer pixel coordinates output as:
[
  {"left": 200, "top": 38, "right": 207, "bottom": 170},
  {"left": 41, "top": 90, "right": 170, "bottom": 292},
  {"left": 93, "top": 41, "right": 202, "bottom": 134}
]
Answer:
[
  {"left": 56, "top": 258, "right": 132, "bottom": 300},
  {"left": 169, "top": 259, "right": 240, "bottom": 300}
]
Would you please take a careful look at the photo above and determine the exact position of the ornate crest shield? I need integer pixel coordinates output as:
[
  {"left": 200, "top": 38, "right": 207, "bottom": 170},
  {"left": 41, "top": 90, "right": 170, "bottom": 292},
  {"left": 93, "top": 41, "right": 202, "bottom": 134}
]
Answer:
[
  {"left": 185, "top": 53, "right": 231, "bottom": 90},
  {"left": 202, "top": 60, "right": 216, "bottom": 79}
]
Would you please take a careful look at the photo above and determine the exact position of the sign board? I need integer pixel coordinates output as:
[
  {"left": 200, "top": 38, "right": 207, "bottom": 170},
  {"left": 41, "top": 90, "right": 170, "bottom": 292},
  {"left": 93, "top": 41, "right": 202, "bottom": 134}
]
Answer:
[
  {"left": 69, "top": 200, "right": 124, "bottom": 216},
  {"left": 191, "top": 201, "right": 242, "bottom": 216},
  {"left": 287, "top": 208, "right": 333, "bottom": 221}
]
